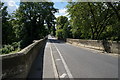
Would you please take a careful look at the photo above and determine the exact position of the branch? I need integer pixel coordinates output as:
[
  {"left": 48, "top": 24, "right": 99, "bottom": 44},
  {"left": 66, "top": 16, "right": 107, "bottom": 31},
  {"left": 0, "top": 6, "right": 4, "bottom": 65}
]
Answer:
[
  {"left": 97, "top": 13, "right": 114, "bottom": 39},
  {"left": 107, "top": 2, "right": 120, "bottom": 21}
]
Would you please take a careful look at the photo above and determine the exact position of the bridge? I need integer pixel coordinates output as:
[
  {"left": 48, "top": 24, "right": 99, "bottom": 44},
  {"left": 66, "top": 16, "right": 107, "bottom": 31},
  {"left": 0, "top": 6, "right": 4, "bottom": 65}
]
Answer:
[{"left": 1, "top": 35, "right": 119, "bottom": 80}]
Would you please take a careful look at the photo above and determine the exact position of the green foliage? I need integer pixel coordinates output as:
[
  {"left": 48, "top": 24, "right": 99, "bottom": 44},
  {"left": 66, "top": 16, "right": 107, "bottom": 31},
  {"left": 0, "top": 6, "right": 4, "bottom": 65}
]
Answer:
[
  {"left": 56, "top": 16, "right": 68, "bottom": 29},
  {"left": 13, "top": 2, "right": 57, "bottom": 48},
  {"left": 56, "top": 29, "right": 63, "bottom": 39},
  {"left": 63, "top": 22, "right": 69, "bottom": 39},
  {"left": 1, "top": 2, "right": 57, "bottom": 54},
  {"left": 66, "top": 2, "right": 120, "bottom": 40},
  {"left": 1, "top": 45, "right": 14, "bottom": 54},
  {"left": 1, "top": 42, "right": 20, "bottom": 54},
  {"left": 1, "top": 2, "right": 16, "bottom": 44},
  {"left": 50, "top": 26, "right": 56, "bottom": 36},
  {"left": 56, "top": 16, "right": 71, "bottom": 40}
]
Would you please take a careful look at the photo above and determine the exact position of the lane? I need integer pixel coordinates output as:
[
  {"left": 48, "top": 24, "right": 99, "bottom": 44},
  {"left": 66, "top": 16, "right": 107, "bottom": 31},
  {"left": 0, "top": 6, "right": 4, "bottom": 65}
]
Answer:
[
  {"left": 53, "top": 41, "right": 74, "bottom": 79},
  {"left": 50, "top": 39, "right": 70, "bottom": 79},
  {"left": 43, "top": 40, "right": 55, "bottom": 78},
  {"left": 28, "top": 39, "right": 55, "bottom": 79},
  {"left": 51, "top": 38, "right": 118, "bottom": 78}
]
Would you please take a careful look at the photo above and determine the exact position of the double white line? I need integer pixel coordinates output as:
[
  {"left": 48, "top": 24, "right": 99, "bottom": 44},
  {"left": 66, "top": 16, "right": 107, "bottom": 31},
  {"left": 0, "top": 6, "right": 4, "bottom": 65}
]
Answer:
[{"left": 50, "top": 40, "right": 74, "bottom": 80}]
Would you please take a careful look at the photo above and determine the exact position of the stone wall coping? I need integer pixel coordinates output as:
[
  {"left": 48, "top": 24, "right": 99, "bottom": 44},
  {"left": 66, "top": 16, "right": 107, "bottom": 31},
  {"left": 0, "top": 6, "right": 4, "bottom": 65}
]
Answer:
[
  {"left": 1, "top": 39, "right": 44, "bottom": 60},
  {"left": 67, "top": 38, "right": 119, "bottom": 43},
  {"left": 67, "top": 38, "right": 119, "bottom": 54}
]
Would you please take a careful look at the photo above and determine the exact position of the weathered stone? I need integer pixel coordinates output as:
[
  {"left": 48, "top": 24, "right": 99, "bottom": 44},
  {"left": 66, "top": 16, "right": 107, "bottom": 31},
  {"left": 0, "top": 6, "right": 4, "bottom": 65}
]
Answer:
[
  {"left": 67, "top": 38, "right": 119, "bottom": 54},
  {"left": 1, "top": 37, "right": 47, "bottom": 79}
]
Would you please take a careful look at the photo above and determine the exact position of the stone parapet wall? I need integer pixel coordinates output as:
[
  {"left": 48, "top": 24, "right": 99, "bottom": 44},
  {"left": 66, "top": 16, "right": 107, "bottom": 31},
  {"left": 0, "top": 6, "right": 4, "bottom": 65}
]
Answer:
[
  {"left": 1, "top": 37, "right": 47, "bottom": 79},
  {"left": 67, "top": 38, "right": 120, "bottom": 54}
]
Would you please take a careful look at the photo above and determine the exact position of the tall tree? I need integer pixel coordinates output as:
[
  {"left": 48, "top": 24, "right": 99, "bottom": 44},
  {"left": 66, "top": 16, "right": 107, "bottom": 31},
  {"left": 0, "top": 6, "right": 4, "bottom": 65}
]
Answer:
[
  {"left": 1, "top": 2, "right": 15, "bottom": 44},
  {"left": 14, "top": 2, "right": 57, "bottom": 48},
  {"left": 56, "top": 16, "right": 69, "bottom": 40},
  {"left": 67, "top": 2, "right": 120, "bottom": 40}
]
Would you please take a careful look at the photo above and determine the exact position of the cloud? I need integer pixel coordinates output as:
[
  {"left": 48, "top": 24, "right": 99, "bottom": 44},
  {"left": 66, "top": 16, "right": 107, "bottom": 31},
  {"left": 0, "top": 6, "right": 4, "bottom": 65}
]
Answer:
[
  {"left": 55, "top": 8, "right": 69, "bottom": 19},
  {"left": 59, "top": 8, "right": 67, "bottom": 14},
  {"left": 8, "top": 0, "right": 19, "bottom": 8},
  {"left": 7, "top": 0, "right": 19, "bottom": 13},
  {"left": 55, "top": 14, "right": 61, "bottom": 18}
]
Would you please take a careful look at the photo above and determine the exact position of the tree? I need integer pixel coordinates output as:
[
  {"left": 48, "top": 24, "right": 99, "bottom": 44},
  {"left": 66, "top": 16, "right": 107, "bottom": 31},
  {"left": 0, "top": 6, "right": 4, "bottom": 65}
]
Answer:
[
  {"left": 1, "top": 2, "right": 15, "bottom": 44},
  {"left": 66, "top": 2, "right": 120, "bottom": 40},
  {"left": 56, "top": 16, "right": 70, "bottom": 40},
  {"left": 14, "top": 2, "right": 57, "bottom": 48},
  {"left": 107, "top": 2, "right": 120, "bottom": 20}
]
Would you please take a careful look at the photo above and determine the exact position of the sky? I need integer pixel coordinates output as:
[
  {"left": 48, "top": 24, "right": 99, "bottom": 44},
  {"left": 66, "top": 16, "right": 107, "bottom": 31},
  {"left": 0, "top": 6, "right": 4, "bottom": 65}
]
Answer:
[
  {"left": 2, "top": 0, "right": 69, "bottom": 18},
  {"left": 54, "top": 2, "right": 69, "bottom": 18},
  {"left": 2, "top": 0, "right": 20, "bottom": 13}
]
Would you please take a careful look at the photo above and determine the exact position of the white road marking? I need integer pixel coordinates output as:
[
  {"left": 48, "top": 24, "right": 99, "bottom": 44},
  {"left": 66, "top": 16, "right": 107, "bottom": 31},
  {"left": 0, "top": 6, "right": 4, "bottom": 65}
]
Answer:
[
  {"left": 45, "top": 41, "right": 50, "bottom": 48},
  {"left": 56, "top": 59, "right": 61, "bottom": 61},
  {"left": 50, "top": 42, "right": 59, "bottom": 80},
  {"left": 53, "top": 42, "right": 74, "bottom": 80},
  {"left": 60, "top": 73, "right": 67, "bottom": 78}
]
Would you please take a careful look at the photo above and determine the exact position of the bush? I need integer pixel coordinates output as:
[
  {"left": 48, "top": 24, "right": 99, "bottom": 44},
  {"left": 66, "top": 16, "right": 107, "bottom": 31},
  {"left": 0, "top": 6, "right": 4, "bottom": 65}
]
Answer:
[
  {"left": 56, "top": 29, "right": 63, "bottom": 39},
  {"left": 1, "top": 42, "right": 20, "bottom": 54},
  {"left": 11, "top": 42, "right": 20, "bottom": 50},
  {"left": 2, "top": 45, "right": 14, "bottom": 54}
]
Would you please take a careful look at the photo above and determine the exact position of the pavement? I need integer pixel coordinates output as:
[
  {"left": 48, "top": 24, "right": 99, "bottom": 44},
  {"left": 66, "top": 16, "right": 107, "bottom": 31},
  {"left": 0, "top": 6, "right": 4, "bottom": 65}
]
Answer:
[{"left": 28, "top": 35, "right": 119, "bottom": 80}]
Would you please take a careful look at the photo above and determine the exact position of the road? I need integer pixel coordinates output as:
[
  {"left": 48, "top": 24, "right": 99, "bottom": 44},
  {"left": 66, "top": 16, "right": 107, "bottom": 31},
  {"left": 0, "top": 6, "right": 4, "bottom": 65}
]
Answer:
[{"left": 28, "top": 35, "right": 118, "bottom": 80}]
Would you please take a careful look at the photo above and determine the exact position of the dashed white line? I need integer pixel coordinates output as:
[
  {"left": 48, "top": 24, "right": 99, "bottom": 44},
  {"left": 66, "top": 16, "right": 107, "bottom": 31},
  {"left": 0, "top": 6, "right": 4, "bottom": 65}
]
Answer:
[
  {"left": 50, "top": 42, "right": 59, "bottom": 80},
  {"left": 60, "top": 73, "right": 67, "bottom": 78},
  {"left": 53, "top": 42, "right": 74, "bottom": 80},
  {"left": 56, "top": 59, "right": 61, "bottom": 61}
]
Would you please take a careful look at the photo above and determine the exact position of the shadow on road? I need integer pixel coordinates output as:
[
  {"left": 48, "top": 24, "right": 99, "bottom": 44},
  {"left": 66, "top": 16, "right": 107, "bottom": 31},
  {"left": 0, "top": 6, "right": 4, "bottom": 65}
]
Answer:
[
  {"left": 27, "top": 44, "right": 46, "bottom": 80},
  {"left": 49, "top": 39, "right": 65, "bottom": 44},
  {"left": 27, "top": 38, "right": 64, "bottom": 80}
]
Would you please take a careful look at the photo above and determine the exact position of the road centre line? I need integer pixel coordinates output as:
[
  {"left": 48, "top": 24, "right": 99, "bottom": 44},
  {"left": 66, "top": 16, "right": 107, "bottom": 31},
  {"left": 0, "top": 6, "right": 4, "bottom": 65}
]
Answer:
[
  {"left": 60, "top": 73, "right": 67, "bottom": 78},
  {"left": 56, "top": 59, "right": 61, "bottom": 61},
  {"left": 52, "top": 41, "right": 74, "bottom": 80},
  {"left": 50, "top": 41, "right": 59, "bottom": 80}
]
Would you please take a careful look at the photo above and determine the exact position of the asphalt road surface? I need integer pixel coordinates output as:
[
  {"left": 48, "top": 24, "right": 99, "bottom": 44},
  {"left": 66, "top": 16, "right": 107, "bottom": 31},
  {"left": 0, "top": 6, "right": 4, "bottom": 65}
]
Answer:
[{"left": 28, "top": 35, "right": 118, "bottom": 80}]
